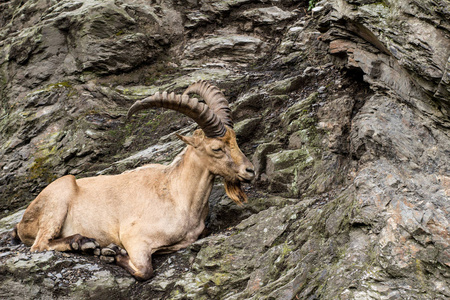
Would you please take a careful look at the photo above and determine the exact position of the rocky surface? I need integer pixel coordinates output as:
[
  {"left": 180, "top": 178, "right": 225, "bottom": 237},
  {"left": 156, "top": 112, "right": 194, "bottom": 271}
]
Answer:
[{"left": 1, "top": 0, "right": 449, "bottom": 299}]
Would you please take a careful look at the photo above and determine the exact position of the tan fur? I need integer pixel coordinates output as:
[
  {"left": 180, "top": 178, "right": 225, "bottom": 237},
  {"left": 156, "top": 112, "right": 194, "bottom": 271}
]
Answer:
[{"left": 16, "top": 128, "right": 254, "bottom": 281}]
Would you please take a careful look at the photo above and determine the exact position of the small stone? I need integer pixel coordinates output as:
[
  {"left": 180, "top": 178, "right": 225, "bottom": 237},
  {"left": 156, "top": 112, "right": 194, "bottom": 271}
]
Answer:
[
  {"left": 42, "top": 277, "right": 55, "bottom": 288},
  {"left": 318, "top": 86, "right": 327, "bottom": 93},
  {"left": 312, "top": 6, "right": 324, "bottom": 13},
  {"left": 304, "top": 66, "right": 318, "bottom": 75},
  {"left": 0, "top": 251, "right": 11, "bottom": 258}
]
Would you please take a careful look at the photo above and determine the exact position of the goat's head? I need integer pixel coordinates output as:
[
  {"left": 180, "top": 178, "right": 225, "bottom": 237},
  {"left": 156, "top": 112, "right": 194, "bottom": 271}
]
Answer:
[
  {"left": 177, "top": 128, "right": 254, "bottom": 204},
  {"left": 127, "top": 80, "right": 255, "bottom": 205}
]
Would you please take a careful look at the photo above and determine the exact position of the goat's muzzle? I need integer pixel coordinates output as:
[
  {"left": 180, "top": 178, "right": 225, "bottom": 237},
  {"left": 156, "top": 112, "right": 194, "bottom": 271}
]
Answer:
[{"left": 238, "top": 168, "right": 255, "bottom": 183}]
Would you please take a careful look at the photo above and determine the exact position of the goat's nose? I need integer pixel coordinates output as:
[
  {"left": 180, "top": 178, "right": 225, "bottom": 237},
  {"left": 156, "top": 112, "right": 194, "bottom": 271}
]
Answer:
[{"left": 245, "top": 167, "right": 255, "bottom": 180}]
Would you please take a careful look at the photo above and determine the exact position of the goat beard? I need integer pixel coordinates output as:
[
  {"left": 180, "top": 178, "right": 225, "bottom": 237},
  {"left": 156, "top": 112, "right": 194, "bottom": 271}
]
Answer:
[{"left": 224, "top": 180, "right": 248, "bottom": 206}]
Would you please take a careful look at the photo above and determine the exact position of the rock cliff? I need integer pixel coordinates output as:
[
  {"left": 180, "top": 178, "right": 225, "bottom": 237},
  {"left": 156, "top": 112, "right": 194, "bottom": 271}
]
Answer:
[{"left": 0, "top": 0, "right": 449, "bottom": 299}]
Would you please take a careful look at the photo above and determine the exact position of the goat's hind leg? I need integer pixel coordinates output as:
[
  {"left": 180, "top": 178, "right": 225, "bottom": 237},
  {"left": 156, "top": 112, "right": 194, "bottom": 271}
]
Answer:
[
  {"left": 47, "top": 234, "right": 100, "bottom": 252},
  {"left": 26, "top": 211, "right": 99, "bottom": 254},
  {"left": 27, "top": 200, "right": 70, "bottom": 252},
  {"left": 23, "top": 175, "right": 80, "bottom": 252}
]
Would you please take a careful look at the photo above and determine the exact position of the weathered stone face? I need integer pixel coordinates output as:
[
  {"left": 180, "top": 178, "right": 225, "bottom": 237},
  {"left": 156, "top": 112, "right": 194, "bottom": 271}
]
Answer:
[{"left": 1, "top": 0, "right": 449, "bottom": 299}]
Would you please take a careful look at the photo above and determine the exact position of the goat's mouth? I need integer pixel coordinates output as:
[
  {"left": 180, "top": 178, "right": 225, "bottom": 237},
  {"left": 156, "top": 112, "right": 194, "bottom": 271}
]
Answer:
[{"left": 238, "top": 175, "right": 254, "bottom": 184}]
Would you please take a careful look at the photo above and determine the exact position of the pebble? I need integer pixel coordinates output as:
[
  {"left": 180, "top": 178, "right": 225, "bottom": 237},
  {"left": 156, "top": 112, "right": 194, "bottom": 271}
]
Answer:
[
  {"left": 0, "top": 251, "right": 11, "bottom": 258},
  {"left": 312, "top": 6, "right": 325, "bottom": 13},
  {"left": 304, "top": 66, "right": 318, "bottom": 75},
  {"left": 318, "top": 86, "right": 327, "bottom": 93}
]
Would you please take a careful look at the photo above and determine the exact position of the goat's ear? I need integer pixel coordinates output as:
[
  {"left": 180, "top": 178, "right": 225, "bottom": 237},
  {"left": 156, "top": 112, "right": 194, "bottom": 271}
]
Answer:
[{"left": 176, "top": 134, "right": 201, "bottom": 148}]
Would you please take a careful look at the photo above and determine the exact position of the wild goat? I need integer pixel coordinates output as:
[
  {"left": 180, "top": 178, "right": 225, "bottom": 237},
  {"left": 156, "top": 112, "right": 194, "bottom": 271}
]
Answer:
[{"left": 13, "top": 81, "right": 255, "bottom": 281}]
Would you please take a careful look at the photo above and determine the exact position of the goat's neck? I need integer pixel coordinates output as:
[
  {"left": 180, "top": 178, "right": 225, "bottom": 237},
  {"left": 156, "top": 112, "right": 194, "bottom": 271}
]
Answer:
[{"left": 170, "top": 146, "right": 214, "bottom": 216}]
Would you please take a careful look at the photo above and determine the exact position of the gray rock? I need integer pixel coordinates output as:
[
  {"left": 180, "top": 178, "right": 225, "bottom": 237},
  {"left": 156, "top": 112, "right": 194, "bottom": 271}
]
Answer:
[
  {"left": 182, "top": 34, "right": 269, "bottom": 66},
  {"left": 0, "top": 209, "right": 25, "bottom": 235},
  {"left": 240, "top": 6, "right": 295, "bottom": 25}
]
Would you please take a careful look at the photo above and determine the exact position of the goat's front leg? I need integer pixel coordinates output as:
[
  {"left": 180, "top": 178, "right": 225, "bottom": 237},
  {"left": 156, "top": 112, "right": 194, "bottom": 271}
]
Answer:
[
  {"left": 99, "top": 242, "right": 154, "bottom": 281},
  {"left": 116, "top": 249, "right": 154, "bottom": 281}
]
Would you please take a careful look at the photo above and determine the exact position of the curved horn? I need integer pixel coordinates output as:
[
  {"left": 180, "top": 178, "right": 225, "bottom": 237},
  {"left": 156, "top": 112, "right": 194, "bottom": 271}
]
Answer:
[
  {"left": 127, "top": 91, "right": 227, "bottom": 138},
  {"left": 182, "top": 80, "right": 233, "bottom": 128}
]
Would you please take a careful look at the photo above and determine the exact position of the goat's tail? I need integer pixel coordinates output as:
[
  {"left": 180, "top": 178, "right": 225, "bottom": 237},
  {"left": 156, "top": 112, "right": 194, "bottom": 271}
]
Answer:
[{"left": 10, "top": 225, "right": 21, "bottom": 245}]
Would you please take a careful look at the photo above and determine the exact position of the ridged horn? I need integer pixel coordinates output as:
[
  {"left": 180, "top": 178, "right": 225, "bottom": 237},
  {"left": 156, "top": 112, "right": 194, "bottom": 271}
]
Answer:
[
  {"left": 182, "top": 80, "right": 233, "bottom": 128},
  {"left": 127, "top": 91, "right": 227, "bottom": 138}
]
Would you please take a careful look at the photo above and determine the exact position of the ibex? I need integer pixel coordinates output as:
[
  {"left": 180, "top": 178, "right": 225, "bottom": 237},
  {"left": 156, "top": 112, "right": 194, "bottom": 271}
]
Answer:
[{"left": 13, "top": 81, "right": 255, "bottom": 281}]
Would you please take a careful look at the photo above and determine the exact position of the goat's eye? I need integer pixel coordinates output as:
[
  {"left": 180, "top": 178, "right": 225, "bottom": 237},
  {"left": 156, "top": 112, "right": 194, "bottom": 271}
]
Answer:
[{"left": 212, "top": 148, "right": 222, "bottom": 153}]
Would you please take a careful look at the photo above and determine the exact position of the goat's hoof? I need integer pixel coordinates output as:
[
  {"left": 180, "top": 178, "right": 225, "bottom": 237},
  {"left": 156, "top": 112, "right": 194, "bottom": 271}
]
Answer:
[
  {"left": 70, "top": 235, "right": 100, "bottom": 253},
  {"left": 71, "top": 242, "right": 79, "bottom": 250},
  {"left": 98, "top": 243, "right": 128, "bottom": 263},
  {"left": 30, "top": 246, "right": 44, "bottom": 253},
  {"left": 101, "top": 247, "right": 116, "bottom": 256},
  {"left": 81, "top": 241, "right": 98, "bottom": 251},
  {"left": 100, "top": 255, "right": 115, "bottom": 263},
  {"left": 102, "top": 243, "right": 125, "bottom": 256}
]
